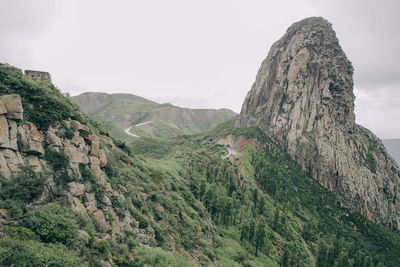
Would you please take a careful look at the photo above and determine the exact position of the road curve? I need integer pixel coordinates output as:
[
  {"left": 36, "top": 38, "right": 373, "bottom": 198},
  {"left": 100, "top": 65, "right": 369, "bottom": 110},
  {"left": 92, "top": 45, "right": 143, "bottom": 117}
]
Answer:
[{"left": 124, "top": 121, "right": 152, "bottom": 138}]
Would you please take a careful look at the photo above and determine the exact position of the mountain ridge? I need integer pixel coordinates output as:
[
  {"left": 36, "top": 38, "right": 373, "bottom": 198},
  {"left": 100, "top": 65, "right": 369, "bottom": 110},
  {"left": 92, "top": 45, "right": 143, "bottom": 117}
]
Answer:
[
  {"left": 73, "top": 92, "right": 236, "bottom": 139},
  {"left": 2, "top": 16, "right": 400, "bottom": 266}
]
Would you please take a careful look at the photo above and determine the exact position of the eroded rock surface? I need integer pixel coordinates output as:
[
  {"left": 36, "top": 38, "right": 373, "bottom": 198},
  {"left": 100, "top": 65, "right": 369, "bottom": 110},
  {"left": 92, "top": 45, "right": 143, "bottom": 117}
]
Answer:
[
  {"left": 0, "top": 94, "right": 146, "bottom": 239},
  {"left": 238, "top": 17, "right": 400, "bottom": 231}
]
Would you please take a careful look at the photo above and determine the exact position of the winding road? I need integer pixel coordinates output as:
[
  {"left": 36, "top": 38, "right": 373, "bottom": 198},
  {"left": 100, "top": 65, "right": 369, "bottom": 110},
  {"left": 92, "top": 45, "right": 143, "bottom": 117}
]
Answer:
[{"left": 124, "top": 121, "right": 152, "bottom": 138}]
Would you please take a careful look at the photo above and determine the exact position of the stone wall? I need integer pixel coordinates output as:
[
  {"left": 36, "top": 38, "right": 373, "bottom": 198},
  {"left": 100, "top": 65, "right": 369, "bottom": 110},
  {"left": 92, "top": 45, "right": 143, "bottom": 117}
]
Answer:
[{"left": 25, "top": 70, "right": 52, "bottom": 84}]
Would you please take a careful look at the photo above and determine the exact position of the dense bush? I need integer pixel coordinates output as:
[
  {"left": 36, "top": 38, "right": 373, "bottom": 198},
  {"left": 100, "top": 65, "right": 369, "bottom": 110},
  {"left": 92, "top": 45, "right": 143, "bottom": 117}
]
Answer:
[
  {"left": 45, "top": 148, "right": 69, "bottom": 171},
  {"left": 21, "top": 203, "right": 79, "bottom": 245},
  {"left": 0, "top": 65, "right": 86, "bottom": 129},
  {"left": 0, "top": 237, "right": 84, "bottom": 267},
  {"left": 0, "top": 166, "right": 48, "bottom": 203},
  {"left": 126, "top": 246, "right": 193, "bottom": 267},
  {"left": 45, "top": 148, "right": 71, "bottom": 185},
  {"left": 2, "top": 226, "right": 39, "bottom": 241}
]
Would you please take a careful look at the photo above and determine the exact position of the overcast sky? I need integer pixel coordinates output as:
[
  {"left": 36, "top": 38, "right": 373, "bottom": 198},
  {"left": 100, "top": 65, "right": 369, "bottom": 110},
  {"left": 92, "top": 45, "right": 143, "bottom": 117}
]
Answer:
[{"left": 1, "top": 0, "right": 399, "bottom": 139}]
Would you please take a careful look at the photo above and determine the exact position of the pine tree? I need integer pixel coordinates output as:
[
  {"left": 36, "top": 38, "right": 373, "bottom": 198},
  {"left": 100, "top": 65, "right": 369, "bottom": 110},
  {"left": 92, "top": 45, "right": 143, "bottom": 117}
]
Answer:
[
  {"left": 316, "top": 239, "right": 329, "bottom": 267},
  {"left": 255, "top": 221, "right": 266, "bottom": 256},
  {"left": 249, "top": 219, "right": 256, "bottom": 242},
  {"left": 240, "top": 221, "right": 250, "bottom": 241},
  {"left": 281, "top": 246, "right": 291, "bottom": 267}
]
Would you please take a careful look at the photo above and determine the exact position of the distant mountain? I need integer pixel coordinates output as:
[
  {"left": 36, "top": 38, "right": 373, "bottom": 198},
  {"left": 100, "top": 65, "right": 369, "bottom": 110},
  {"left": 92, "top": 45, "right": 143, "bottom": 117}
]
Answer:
[
  {"left": 72, "top": 92, "right": 236, "bottom": 139},
  {"left": 4, "top": 22, "right": 400, "bottom": 266},
  {"left": 383, "top": 139, "right": 400, "bottom": 165}
]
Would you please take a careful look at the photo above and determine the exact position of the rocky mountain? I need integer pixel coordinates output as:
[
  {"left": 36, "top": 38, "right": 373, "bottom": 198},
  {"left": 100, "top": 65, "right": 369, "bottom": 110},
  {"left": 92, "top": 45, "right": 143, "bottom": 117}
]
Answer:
[
  {"left": 238, "top": 17, "right": 400, "bottom": 231},
  {"left": 73, "top": 92, "right": 236, "bottom": 139},
  {"left": 2, "top": 49, "right": 400, "bottom": 266},
  {"left": 384, "top": 139, "right": 400, "bottom": 165}
]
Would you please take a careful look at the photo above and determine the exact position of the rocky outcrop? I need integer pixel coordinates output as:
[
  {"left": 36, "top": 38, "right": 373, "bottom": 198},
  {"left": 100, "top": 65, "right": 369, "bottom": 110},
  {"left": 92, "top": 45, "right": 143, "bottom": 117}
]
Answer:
[
  {"left": 0, "top": 93, "right": 147, "bottom": 239},
  {"left": 238, "top": 17, "right": 400, "bottom": 231}
]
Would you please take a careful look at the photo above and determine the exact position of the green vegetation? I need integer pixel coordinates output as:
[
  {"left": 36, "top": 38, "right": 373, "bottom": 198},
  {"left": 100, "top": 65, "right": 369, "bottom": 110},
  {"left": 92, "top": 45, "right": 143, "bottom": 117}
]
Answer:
[
  {"left": 0, "top": 65, "right": 101, "bottom": 131},
  {"left": 0, "top": 238, "right": 84, "bottom": 267},
  {"left": 22, "top": 204, "right": 80, "bottom": 244},
  {"left": 1, "top": 63, "right": 400, "bottom": 266},
  {"left": 72, "top": 92, "right": 236, "bottom": 139},
  {"left": 0, "top": 167, "right": 48, "bottom": 217},
  {"left": 0, "top": 166, "right": 48, "bottom": 204}
]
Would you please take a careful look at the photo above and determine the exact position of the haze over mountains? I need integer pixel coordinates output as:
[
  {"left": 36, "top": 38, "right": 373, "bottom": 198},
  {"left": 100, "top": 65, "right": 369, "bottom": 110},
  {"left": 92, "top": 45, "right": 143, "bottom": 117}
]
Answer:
[
  {"left": 1, "top": 16, "right": 400, "bottom": 266},
  {"left": 72, "top": 92, "right": 236, "bottom": 139}
]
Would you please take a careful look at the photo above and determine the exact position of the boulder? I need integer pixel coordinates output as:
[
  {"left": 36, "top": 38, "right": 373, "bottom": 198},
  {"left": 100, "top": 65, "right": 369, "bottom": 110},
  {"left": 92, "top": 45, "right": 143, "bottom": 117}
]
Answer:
[
  {"left": 7, "top": 120, "right": 18, "bottom": 150},
  {"left": 0, "top": 115, "right": 9, "bottom": 147},
  {"left": 0, "top": 94, "right": 23, "bottom": 120},
  {"left": 71, "top": 135, "right": 85, "bottom": 148},
  {"left": 93, "top": 210, "right": 107, "bottom": 227},
  {"left": 46, "top": 128, "right": 62, "bottom": 146},
  {"left": 64, "top": 145, "right": 89, "bottom": 164},
  {"left": 72, "top": 197, "right": 87, "bottom": 213},
  {"left": 1, "top": 149, "right": 24, "bottom": 173},
  {"left": 26, "top": 155, "right": 42, "bottom": 172},
  {"left": 89, "top": 155, "right": 100, "bottom": 166},
  {"left": 88, "top": 134, "right": 100, "bottom": 157},
  {"left": 68, "top": 182, "right": 86, "bottom": 197},
  {"left": 70, "top": 120, "right": 83, "bottom": 131},
  {"left": 85, "top": 192, "right": 96, "bottom": 203},
  {"left": 0, "top": 101, "right": 6, "bottom": 115},
  {"left": 71, "top": 120, "right": 90, "bottom": 138},
  {"left": 99, "top": 149, "right": 107, "bottom": 167},
  {"left": 86, "top": 203, "right": 97, "bottom": 215},
  {"left": 0, "top": 152, "right": 10, "bottom": 177},
  {"left": 17, "top": 122, "right": 44, "bottom": 155}
]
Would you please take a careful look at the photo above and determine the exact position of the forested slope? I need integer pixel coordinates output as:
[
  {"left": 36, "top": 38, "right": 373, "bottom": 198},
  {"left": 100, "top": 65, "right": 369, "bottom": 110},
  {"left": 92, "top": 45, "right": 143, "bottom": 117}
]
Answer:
[{"left": 1, "top": 64, "right": 400, "bottom": 266}]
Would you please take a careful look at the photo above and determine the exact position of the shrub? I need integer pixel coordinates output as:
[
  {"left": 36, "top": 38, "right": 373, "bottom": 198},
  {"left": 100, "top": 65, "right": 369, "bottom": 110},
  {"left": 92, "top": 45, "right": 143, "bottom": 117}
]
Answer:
[
  {"left": 138, "top": 217, "right": 149, "bottom": 229},
  {"left": 45, "top": 148, "right": 71, "bottom": 185},
  {"left": 0, "top": 199, "right": 25, "bottom": 218},
  {"left": 93, "top": 240, "right": 111, "bottom": 255},
  {"left": 129, "top": 246, "right": 193, "bottom": 267},
  {"left": 45, "top": 148, "right": 69, "bottom": 171},
  {"left": 79, "top": 163, "right": 97, "bottom": 183},
  {"left": 0, "top": 166, "right": 48, "bottom": 203},
  {"left": 21, "top": 203, "right": 78, "bottom": 245},
  {"left": 0, "top": 237, "right": 84, "bottom": 266},
  {"left": 2, "top": 226, "right": 39, "bottom": 241}
]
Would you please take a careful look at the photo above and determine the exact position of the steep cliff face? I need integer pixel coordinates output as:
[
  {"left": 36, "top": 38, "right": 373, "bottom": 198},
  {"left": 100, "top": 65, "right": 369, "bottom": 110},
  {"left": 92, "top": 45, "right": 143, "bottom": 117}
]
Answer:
[
  {"left": 238, "top": 17, "right": 400, "bottom": 230},
  {"left": 0, "top": 94, "right": 144, "bottom": 239}
]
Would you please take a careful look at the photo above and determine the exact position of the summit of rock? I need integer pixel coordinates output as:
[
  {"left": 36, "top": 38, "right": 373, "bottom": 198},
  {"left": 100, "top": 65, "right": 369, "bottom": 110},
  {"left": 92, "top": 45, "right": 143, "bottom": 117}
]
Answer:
[{"left": 238, "top": 17, "right": 400, "bottom": 231}]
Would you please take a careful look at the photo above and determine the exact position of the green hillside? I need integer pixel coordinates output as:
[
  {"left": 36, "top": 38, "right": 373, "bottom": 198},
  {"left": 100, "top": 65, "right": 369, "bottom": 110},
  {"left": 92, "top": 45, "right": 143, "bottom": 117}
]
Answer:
[
  {"left": 1, "top": 64, "right": 400, "bottom": 266},
  {"left": 72, "top": 92, "right": 236, "bottom": 139}
]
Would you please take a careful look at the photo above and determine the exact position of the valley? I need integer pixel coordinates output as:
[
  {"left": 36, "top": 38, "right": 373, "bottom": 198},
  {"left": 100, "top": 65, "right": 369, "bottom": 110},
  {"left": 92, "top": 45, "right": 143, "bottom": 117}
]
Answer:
[
  {"left": 1, "top": 16, "right": 400, "bottom": 267},
  {"left": 72, "top": 92, "right": 236, "bottom": 140}
]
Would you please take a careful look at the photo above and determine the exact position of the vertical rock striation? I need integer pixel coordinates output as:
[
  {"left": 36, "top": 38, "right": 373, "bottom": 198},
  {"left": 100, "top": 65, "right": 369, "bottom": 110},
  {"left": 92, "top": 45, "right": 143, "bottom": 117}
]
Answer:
[{"left": 238, "top": 17, "right": 400, "bottom": 231}]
